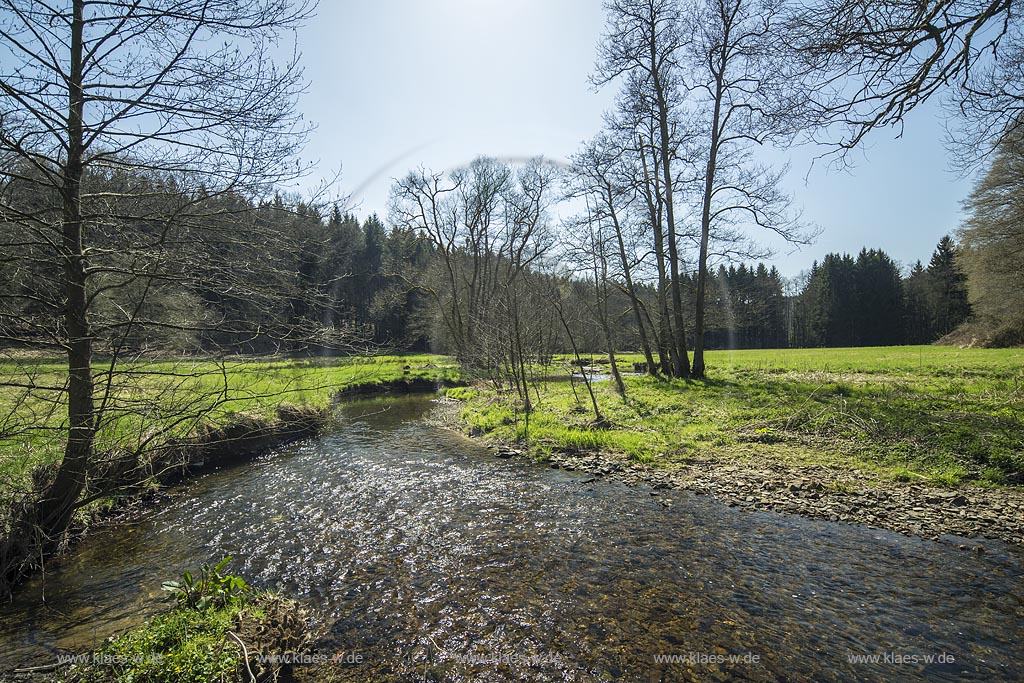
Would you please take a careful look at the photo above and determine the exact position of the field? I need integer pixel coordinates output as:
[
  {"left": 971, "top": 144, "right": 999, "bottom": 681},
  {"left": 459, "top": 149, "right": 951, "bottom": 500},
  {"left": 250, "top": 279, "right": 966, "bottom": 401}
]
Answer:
[
  {"left": 3, "top": 345, "right": 1021, "bottom": 508},
  {"left": 0, "top": 354, "right": 460, "bottom": 503},
  {"left": 451, "top": 346, "right": 1024, "bottom": 487}
]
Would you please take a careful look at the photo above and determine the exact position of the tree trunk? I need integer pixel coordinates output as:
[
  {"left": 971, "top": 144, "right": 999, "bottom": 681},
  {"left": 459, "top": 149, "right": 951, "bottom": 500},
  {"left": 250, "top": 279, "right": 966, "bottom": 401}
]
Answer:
[
  {"left": 600, "top": 310, "right": 627, "bottom": 398},
  {"left": 609, "top": 198, "right": 657, "bottom": 375},
  {"left": 651, "top": 45, "right": 690, "bottom": 378},
  {"left": 553, "top": 299, "right": 602, "bottom": 422},
  {"left": 594, "top": 235, "right": 626, "bottom": 398},
  {"left": 637, "top": 135, "right": 675, "bottom": 376},
  {"left": 36, "top": 0, "right": 94, "bottom": 550},
  {"left": 693, "top": 58, "right": 727, "bottom": 379}
]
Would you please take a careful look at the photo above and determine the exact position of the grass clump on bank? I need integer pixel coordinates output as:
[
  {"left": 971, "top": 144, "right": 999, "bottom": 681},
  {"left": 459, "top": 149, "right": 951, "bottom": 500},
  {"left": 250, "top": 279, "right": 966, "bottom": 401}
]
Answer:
[
  {"left": 67, "top": 558, "right": 308, "bottom": 683},
  {"left": 452, "top": 346, "right": 1024, "bottom": 487}
]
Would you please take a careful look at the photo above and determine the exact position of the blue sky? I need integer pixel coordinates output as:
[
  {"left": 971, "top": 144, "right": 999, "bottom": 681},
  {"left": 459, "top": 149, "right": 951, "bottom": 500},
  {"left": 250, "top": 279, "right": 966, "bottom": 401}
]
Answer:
[{"left": 293, "top": 0, "right": 976, "bottom": 278}]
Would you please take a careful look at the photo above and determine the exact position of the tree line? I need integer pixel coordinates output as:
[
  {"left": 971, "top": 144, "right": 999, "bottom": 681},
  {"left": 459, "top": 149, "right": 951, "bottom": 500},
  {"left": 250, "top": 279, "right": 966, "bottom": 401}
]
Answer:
[
  {"left": 788, "top": 238, "right": 971, "bottom": 349},
  {"left": 0, "top": 171, "right": 428, "bottom": 355}
]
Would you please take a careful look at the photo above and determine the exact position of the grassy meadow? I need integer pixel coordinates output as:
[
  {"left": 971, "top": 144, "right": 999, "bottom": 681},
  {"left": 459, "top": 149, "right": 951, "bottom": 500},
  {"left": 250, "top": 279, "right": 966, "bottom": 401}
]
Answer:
[
  {"left": 450, "top": 345, "right": 1024, "bottom": 487},
  {"left": 2, "top": 345, "right": 1020, "bottom": 508}
]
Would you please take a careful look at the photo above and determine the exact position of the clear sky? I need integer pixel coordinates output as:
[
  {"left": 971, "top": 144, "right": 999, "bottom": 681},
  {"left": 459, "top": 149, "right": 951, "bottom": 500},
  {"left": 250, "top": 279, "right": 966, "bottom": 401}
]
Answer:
[{"left": 293, "top": 0, "right": 976, "bottom": 278}]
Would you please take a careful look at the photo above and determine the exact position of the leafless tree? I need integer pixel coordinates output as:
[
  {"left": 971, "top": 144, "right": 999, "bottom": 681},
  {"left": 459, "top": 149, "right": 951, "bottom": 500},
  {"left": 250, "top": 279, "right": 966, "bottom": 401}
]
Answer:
[
  {"left": 606, "top": 96, "right": 678, "bottom": 375},
  {"left": 595, "top": 0, "right": 693, "bottom": 378},
  {"left": 389, "top": 157, "right": 558, "bottom": 408},
  {"left": 567, "top": 133, "right": 658, "bottom": 376},
  {"left": 561, "top": 202, "right": 628, "bottom": 398},
  {"left": 541, "top": 277, "right": 606, "bottom": 424},
  {"left": 678, "top": 0, "right": 814, "bottom": 377},
  {"left": 0, "top": 0, "right": 320, "bottom": 593}
]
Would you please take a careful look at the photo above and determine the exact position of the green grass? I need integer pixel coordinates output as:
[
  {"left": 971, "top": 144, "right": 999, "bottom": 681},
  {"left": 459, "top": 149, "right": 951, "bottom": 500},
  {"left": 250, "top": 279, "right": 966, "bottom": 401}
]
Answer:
[
  {"left": 76, "top": 596, "right": 250, "bottom": 682},
  {"left": 0, "top": 353, "right": 459, "bottom": 504},
  {"left": 70, "top": 559, "right": 307, "bottom": 683},
  {"left": 4, "top": 345, "right": 1020, "bottom": 501},
  {"left": 453, "top": 346, "right": 1024, "bottom": 487}
]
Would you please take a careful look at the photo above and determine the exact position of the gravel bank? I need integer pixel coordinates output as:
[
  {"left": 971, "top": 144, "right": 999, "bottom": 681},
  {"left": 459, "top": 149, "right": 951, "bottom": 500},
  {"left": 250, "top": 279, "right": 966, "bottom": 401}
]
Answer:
[
  {"left": 433, "top": 397, "right": 1024, "bottom": 547},
  {"left": 512, "top": 446, "right": 1024, "bottom": 547}
]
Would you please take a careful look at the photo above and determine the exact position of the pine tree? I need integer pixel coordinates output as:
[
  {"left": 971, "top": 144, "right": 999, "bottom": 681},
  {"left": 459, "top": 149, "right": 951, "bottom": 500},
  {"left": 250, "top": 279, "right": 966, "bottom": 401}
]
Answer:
[
  {"left": 903, "top": 261, "right": 933, "bottom": 344},
  {"left": 925, "top": 236, "right": 971, "bottom": 337},
  {"left": 853, "top": 249, "right": 904, "bottom": 346}
]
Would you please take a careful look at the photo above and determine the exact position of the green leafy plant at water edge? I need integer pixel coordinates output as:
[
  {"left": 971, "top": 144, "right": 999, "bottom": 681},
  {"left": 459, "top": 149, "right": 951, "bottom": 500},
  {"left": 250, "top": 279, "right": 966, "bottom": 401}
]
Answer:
[
  {"left": 74, "top": 578, "right": 309, "bottom": 683},
  {"left": 161, "top": 556, "right": 251, "bottom": 611},
  {"left": 78, "top": 602, "right": 245, "bottom": 683}
]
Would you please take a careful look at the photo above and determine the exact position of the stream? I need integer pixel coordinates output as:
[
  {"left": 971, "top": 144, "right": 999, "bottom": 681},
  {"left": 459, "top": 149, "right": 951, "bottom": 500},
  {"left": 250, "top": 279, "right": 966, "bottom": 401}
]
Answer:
[{"left": 1, "top": 395, "right": 1021, "bottom": 682}]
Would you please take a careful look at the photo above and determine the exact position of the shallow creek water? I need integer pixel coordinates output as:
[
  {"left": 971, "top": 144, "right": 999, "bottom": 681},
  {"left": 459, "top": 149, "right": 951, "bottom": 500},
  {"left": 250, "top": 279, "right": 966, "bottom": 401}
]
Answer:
[{"left": 1, "top": 395, "right": 1021, "bottom": 682}]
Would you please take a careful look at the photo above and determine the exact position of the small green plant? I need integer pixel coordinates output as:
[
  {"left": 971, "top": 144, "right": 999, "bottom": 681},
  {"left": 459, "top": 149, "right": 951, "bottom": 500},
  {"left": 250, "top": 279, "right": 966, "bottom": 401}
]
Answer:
[
  {"left": 979, "top": 467, "right": 1007, "bottom": 485},
  {"left": 890, "top": 467, "right": 928, "bottom": 483},
  {"left": 829, "top": 480, "right": 856, "bottom": 494},
  {"left": 990, "top": 449, "right": 1024, "bottom": 476},
  {"left": 444, "top": 386, "right": 478, "bottom": 401},
  {"left": 928, "top": 464, "right": 968, "bottom": 487},
  {"left": 161, "top": 556, "right": 251, "bottom": 611},
  {"left": 744, "top": 426, "right": 784, "bottom": 443},
  {"left": 630, "top": 451, "right": 656, "bottom": 464},
  {"left": 533, "top": 443, "right": 553, "bottom": 461}
]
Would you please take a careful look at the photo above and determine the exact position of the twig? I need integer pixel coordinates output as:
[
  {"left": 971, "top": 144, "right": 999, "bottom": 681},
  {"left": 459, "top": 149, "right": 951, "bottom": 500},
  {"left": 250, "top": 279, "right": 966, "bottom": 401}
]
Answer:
[
  {"left": 228, "top": 631, "right": 256, "bottom": 683},
  {"left": 12, "top": 663, "right": 61, "bottom": 673}
]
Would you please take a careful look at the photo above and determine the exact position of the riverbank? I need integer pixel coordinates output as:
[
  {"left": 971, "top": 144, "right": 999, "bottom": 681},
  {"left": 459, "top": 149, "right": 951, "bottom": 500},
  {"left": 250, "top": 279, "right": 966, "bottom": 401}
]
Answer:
[
  {"left": 0, "top": 354, "right": 460, "bottom": 503},
  {"left": 485, "top": 444, "right": 1024, "bottom": 547},
  {"left": 0, "top": 354, "right": 461, "bottom": 596},
  {"left": 439, "top": 407, "right": 1024, "bottom": 547},
  {"left": 439, "top": 346, "right": 1024, "bottom": 546}
]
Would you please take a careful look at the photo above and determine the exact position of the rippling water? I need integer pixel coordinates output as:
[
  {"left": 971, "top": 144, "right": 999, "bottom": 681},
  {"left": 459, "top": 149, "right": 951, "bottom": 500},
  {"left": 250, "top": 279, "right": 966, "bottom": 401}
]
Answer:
[{"left": 1, "top": 395, "right": 1022, "bottom": 682}]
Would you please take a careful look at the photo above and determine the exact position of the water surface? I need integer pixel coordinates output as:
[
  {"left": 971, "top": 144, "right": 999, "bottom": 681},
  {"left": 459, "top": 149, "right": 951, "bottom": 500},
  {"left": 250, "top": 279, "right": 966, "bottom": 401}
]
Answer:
[{"left": 1, "top": 395, "right": 1021, "bottom": 682}]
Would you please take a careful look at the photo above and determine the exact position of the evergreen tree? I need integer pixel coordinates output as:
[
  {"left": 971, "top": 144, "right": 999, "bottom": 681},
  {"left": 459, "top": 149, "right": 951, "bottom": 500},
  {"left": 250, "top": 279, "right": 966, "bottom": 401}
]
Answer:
[
  {"left": 764, "top": 266, "right": 787, "bottom": 348},
  {"left": 903, "top": 261, "right": 933, "bottom": 344},
  {"left": 853, "top": 248, "right": 904, "bottom": 346},
  {"left": 925, "top": 235, "right": 971, "bottom": 337},
  {"left": 797, "top": 250, "right": 902, "bottom": 347}
]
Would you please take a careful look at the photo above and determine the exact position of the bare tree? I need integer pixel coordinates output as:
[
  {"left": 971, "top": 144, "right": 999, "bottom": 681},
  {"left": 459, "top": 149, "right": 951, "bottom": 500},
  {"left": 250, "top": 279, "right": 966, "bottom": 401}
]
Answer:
[
  {"left": 567, "top": 133, "right": 658, "bottom": 376},
  {"left": 389, "top": 157, "right": 558, "bottom": 407},
  {"left": 541, "top": 277, "right": 606, "bottom": 424},
  {"left": 561, "top": 202, "right": 628, "bottom": 398},
  {"left": 679, "top": 0, "right": 813, "bottom": 377},
  {"left": 606, "top": 96, "right": 678, "bottom": 375},
  {"left": 595, "top": 0, "right": 692, "bottom": 378},
  {"left": 0, "top": 0, "right": 318, "bottom": 593}
]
